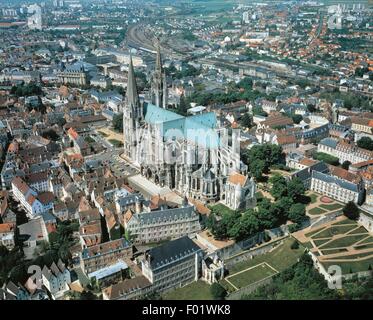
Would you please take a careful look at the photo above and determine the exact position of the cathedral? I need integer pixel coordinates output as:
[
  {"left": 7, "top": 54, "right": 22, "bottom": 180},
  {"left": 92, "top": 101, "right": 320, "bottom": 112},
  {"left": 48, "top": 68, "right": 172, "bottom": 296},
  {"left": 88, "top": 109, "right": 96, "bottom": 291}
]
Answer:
[{"left": 122, "top": 48, "right": 256, "bottom": 209}]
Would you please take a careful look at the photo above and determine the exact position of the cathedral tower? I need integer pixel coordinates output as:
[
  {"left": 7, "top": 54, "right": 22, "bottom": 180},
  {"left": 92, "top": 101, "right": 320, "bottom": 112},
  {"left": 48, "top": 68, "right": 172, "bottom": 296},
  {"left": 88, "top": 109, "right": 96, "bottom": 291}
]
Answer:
[
  {"left": 151, "top": 41, "right": 168, "bottom": 108},
  {"left": 123, "top": 54, "right": 142, "bottom": 162}
]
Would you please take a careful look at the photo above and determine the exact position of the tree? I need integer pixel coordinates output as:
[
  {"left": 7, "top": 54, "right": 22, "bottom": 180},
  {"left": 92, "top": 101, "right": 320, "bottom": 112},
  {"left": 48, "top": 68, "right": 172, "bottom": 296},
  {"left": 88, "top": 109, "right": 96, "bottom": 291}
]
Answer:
[
  {"left": 249, "top": 159, "right": 265, "bottom": 181},
  {"left": 357, "top": 137, "right": 373, "bottom": 151},
  {"left": 237, "top": 77, "right": 253, "bottom": 90},
  {"left": 112, "top": 113, "right": 123, "bottom": 133},
  {"left": 292, "top": 114, "right": 303, "bottom": 124},
  {"left": 341, "top": 160, "right": 351, "bottom": 170},
  {"left": 210, "top": 283, "right": 227, "bottom": 300},
  {"left": 80, "top": 290, "right": 98, "bottom": 300},
  {"left": 291, "top": 240, "right": 299, "bottom": 249},
  {"left": 288, "top": 203, "right": 306, "bottom": 225},
  {"left": 252, "top": 105, "right": 267, "bottom": 117},
  {"left": 269, "top": 174, "right": 287, "bottom": 200},
  {"left": 313, "top": 152, "right": 339, "bottom": 166},
  {"left": 256, "top": 199, "right": 281, "bottom": 229},
  {"left": 287, "top": 177, "right": 305, "bottom": 202},
  {"left": 176, "top": 94, "right": 188, "bottom": 116},
  {"left": 240, "top": 112, "right": 252, "bottom": 128},
  {"left": 343, "top": 201, "right": 359, "bottom": 220}
]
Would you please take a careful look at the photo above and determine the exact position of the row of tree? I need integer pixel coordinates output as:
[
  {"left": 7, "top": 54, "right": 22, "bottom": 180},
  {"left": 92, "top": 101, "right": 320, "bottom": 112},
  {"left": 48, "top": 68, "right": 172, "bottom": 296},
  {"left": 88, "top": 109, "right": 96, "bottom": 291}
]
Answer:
[
  {"left": 206, "top": 174, "right": 307, "bottom": 241},
  {"left": 242, "top": 144, "right": 285, "bottom": 181},
  {"left": 243, "top": 252, "right": 373, "bottom": 300},
  {"left": 10, "top": 83, "right": 43, "bottom": 97}
]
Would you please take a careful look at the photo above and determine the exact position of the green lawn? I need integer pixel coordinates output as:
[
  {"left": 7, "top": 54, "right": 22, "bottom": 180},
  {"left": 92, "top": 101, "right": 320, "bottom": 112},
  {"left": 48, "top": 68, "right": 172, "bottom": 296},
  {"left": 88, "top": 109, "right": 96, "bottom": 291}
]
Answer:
[
  {"left": 226, "top": 263, "right": 277, "bottom": 289},
  {"left": 327, "top": 252, "right": 373, "bottom": 261},
  {"left": 225, "top": 238, "right": 304, "bottom": 277},
  {"left": 221, "top": 238, "right": 304, "bottom": 292},
  {"left": 309, "top": 193, "right": 318, "bottom": 204},
  {"left": 301, "top": 218, "right": 373, "bottom": 274},
  {"left": 320, "top": 248, "right": 348, "bottom": 255},
  {"left": 109, "top": 139, "right": 124, "bottom": 148},
  {"left": 355, "top": 243, "right": 373, "bottom": 250},
  {"left": 333, "top": 219, "right": 357, "bottom": 226},
  {"left": 98, "top": 131, "right": 109, "bottom": 137},
  {"left": 308, "top": 207, "right": 327, "bottom": 215},
  {"left": 348, "top": 226, "right": 367, "bottom": 235},
  {"left": 359, "top": 237, "right": 373, "bottom": 245},
  {"left": 162, "top": 280, "right": 213, "bottom": 300},
  {"left": 320, "top": 203, "right": 343, "bottom": 210},
  {"left": 321, "top": 234, "right": 369, "bottom": 249},
  {"left": 323, "top": 258, "right": 373, "bottom": 274},
  {"left": 220, "top": 279, "right": 236, "bottom": 293},
  {"left": 312, "top": 225, "right": 358, "bottom": 239},
  {"left": 314, "top": 238, "right": 333, "bottom": 247}
]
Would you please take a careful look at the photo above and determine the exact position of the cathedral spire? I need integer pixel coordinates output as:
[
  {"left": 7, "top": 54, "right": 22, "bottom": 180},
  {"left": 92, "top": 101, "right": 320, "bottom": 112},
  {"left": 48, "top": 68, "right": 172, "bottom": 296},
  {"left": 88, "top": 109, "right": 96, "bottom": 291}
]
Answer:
[
  {"left": 126, "top": 53, "right": 139, "bottom": 107},
  {"left": 155, "top": 40, "right": 162, "bottom": 72}
]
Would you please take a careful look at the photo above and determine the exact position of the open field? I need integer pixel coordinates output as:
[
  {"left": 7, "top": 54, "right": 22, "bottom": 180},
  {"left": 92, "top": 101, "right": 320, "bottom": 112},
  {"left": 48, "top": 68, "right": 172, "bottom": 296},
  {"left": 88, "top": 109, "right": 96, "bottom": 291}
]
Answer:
[
  {"left": 225, "top": 263, "right": 277, "bottom": 290},
  {"left": 220, "top": 237, "right": 305, "bottom": 293},
  {"left": 162, "top": 280, "right": 213, "bottom": 300},
  {"left": 294, "top": 216, "right": 373, "bottom": 274}
]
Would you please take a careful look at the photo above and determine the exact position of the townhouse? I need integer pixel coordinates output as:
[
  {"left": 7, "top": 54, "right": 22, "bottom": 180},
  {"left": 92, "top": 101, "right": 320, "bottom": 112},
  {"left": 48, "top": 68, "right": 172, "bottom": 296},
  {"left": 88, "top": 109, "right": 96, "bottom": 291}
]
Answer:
[
  {"left": 41, "top": 260, "right": 71, "bottom": 299},
  {"left": 11, "top": 177, "right": 54, "bottom": 217}
]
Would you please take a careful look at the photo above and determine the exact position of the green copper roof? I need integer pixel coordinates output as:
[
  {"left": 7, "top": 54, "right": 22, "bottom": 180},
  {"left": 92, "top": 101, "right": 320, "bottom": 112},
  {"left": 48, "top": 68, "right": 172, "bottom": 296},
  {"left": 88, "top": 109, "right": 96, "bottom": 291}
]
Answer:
[{"left": 144, "top": 103, "right": 219, "bottom": 148}]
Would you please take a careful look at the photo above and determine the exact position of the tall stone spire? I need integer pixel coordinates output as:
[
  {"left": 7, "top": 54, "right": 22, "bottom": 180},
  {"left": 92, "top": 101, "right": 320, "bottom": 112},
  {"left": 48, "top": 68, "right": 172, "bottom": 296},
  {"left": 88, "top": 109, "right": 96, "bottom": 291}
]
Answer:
[
  {"left": 155, "top": 40, "right": 162, "bottom": 72},
  {"left": 151, "top": 38, "right": 167, "bottom": 108},
  {"left": 126, "top": 53, "right": 139, "bottom": 108}
]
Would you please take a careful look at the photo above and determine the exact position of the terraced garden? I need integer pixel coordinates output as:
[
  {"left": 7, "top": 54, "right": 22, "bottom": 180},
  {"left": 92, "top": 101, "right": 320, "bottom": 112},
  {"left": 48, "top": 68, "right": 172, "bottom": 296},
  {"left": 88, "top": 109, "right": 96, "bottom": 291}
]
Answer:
[{"left": 294, "top": 217, "right": 373, "bottom": 274}]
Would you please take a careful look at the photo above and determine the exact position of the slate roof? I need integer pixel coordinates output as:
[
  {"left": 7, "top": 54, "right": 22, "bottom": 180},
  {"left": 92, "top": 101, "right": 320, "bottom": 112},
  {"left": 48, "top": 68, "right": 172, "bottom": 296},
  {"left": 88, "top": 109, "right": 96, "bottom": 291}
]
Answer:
[
  {"left": 146, "top": 236, "right": 201, "bottom": 270},
  {"left": 133, "top": 205, "right": 197, "bottom": 226},
  {"left": 319, "top": 137, "right": 338, "bottom": 149},
  {"left": 292, "top": 161, "right": 329, "bottom": 182},
  {"left": 312, "top": 170, "right": 360, "bottom": 192}
]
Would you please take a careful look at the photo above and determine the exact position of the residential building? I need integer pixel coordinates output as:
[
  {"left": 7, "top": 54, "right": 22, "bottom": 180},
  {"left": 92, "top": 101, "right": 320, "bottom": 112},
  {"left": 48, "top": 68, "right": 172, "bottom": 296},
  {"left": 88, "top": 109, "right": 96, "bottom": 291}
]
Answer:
[
  {"left": 12, "top": 177, "right": 54, "bottom": 217},
  {"left": 80, "top": 238, "right": 133, "bottom": 274},
  {"left": 41, "top": 260, "right": 71, "bottom": 299},
  {"left": 0, "top": 223, "right": 15, "bottom": 249}
]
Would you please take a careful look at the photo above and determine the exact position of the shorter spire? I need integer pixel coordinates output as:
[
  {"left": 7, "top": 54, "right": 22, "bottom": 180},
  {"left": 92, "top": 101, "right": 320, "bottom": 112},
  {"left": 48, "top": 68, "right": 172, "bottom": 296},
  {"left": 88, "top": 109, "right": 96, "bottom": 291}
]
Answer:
[
  {"left": 155, "top": 39, "right": 162, "bottom": 71},
  {"left": 126, "top": 52, "right": 139, "bottom": 107}
]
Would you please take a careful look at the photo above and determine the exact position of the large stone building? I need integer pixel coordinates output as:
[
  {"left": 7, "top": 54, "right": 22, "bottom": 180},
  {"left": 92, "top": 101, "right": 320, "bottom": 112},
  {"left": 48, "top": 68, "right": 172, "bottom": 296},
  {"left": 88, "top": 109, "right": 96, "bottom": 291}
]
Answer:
[
  {"left": 123, "top": 202, "right": 201, "bottom": 244},
  {"left": 122, "top": 54, "right": 256, "bottom": 207},
  {"left": 57, "top": 64, "right": 88, "bottom": 86},
  {"left": 292, "top": 161, "right": 365, "bottom": 205},
  {"left": 80, "top": 238, "right": 133, "bottom": 274},
  {"left": 141, "top": 236, "right": 202, "bottom": 293},
  {"left": 318, "top": 138, "right": 373, "bottom": 165}
]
